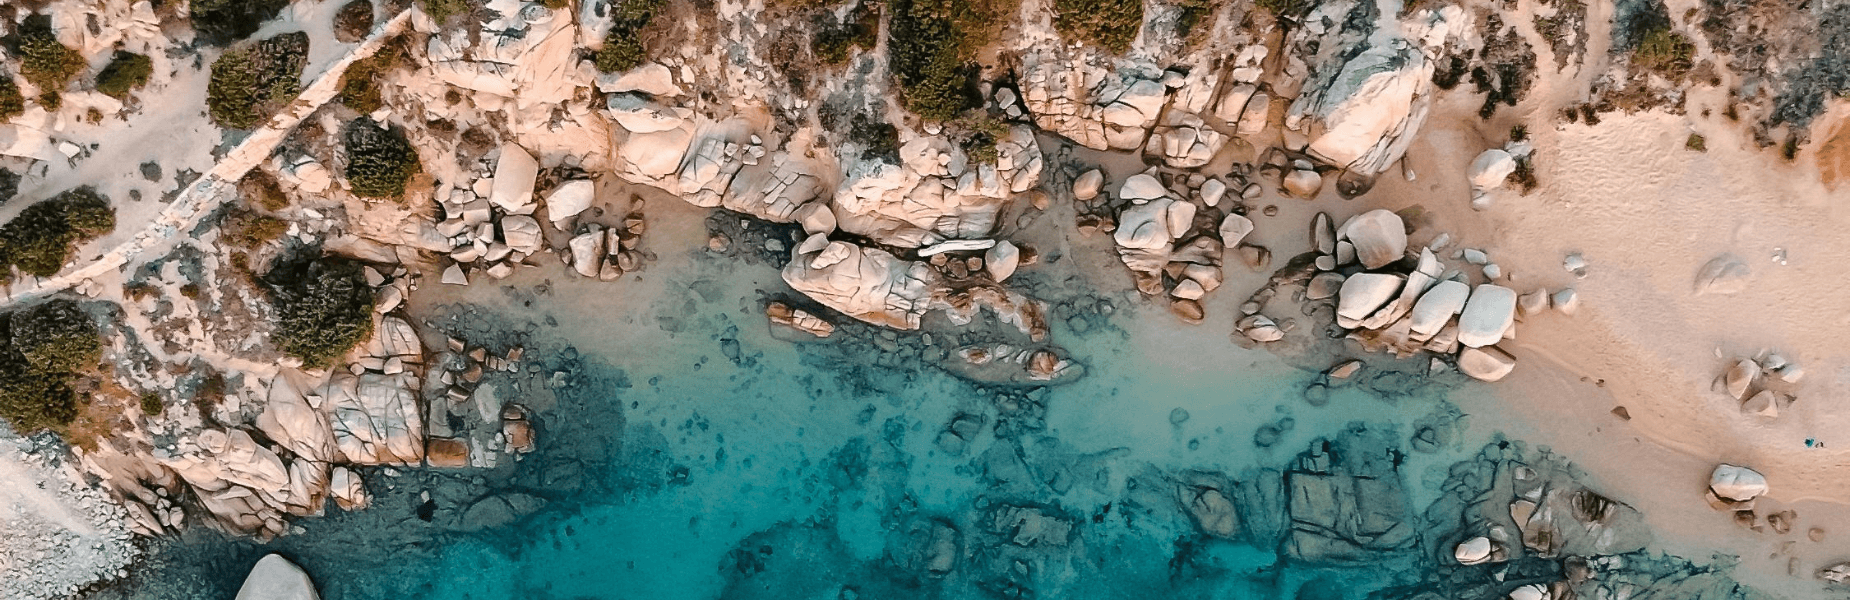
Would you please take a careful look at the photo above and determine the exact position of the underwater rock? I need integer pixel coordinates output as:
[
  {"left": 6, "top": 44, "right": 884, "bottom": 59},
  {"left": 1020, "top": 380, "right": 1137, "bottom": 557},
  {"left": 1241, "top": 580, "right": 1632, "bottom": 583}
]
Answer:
[
  {"left": 1284, "top": 425, "right": 1415, "bottom": 563},
  {"left": 889, "top": 518, "right": 959, "bottom": 578},
  {"left": 1177, "top": 472, "right": 1241, "bottom": 539}
]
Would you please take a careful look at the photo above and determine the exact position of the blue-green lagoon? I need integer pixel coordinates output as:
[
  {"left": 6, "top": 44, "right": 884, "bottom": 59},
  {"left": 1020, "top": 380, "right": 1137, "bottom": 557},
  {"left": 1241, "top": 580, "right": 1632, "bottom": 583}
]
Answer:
[{"left": 91, "top": 205, "right": 1782, "bottom": 600}]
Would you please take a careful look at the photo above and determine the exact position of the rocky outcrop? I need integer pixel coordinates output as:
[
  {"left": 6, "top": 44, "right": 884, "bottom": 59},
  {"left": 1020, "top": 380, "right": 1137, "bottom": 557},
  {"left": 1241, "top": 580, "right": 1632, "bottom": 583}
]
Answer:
[
  {"left": 1291, "top": 8, "right": 1470, "bottom": 177},
  {"left": 782, "top": 237, "right": 940, "bottom": 330},
  {"left": 1285, "top": 425, "right": 1416, "bottom": 563},
  {"left": 235, "top": 554, "right": 320, "bottom": 600}
]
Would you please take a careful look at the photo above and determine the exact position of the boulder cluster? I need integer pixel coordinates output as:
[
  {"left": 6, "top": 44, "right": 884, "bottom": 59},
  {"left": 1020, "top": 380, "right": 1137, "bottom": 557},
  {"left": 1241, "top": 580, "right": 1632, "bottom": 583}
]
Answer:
[
  {"left": 1286, "top": 210, "right": 1579, "bottom": 382},
  {"left": 1713, "top": 352, "right": 1804, "bottom": 419}
]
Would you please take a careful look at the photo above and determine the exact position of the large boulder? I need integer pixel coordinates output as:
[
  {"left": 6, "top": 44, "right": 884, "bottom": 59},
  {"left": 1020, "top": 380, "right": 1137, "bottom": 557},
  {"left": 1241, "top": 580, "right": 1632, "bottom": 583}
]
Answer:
[
  {"left": 320, "top": 372, "right": 424, "bottom": 465},
  {"left": 544, "top": 180, "right": 595, "bottom": 229},
  {"left": 1458, "top": 345, "right": 1516, "bottom": 382},
  {"left": 1293, "top": 10, "right": 1468, "bottom": 176},
  {"left": 1709, "top": 464, "right": 1767, "bottom": 503},
  {"left": 1408, "top": 280, "right": 1469, "bottom": 335},
  {"left": 782, "top": 237, "right": 941, "bottom": 330},
  {"left": 1456, "top": 285, "right": 1516, "bottom": 348},
  {"left": 1340, "top": 210, "right": 1407, "bottom": 269},
  {"left": 1337, "top": 273, "right": 1404, "bottom": 322},
  {"left": 1119, "top": 174, "right": 1168, "bottom": 202},
  {"left": 235, "top": 555, "right": 319, "bottom": 600},
  {"left": 1468, "top": 149, "right": 1515, "bottom": 192},
  {"left": 1114, "top": 198, "right": 1179, "bottom": 250},
  {"left": 488, "top": 143, "right": 540, "bottom": 213}
]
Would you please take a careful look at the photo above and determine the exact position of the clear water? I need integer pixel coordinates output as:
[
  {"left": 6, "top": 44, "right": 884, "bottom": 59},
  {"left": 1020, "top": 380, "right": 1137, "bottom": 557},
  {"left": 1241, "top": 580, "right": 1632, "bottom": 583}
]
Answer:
[{"left": 93, "top": 220, "right": 1761, "bottom": 600}]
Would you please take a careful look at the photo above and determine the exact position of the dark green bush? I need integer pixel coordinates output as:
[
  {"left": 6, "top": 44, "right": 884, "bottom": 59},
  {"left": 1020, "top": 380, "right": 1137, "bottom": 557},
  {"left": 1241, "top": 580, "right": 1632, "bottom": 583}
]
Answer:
[
  {"left": 139, "top": 392, "right": 162, "bottom": 416},
  {"left": 343, "top": 117, "right": 423, "bottom": 199},
  {"left": 241, "top": 170, "right": 291, "bottom": 211},
  {"left": 0, "top": 169, "right": 17, "bottom": 205},
  {"left": 419, "top": 0, "right": 479, "bottom": 23},
  {"left": 594, "top": 0, "right": 663, "bottom": 73},
  {"left": 190, "top": 0, "right": 292, "bottom": 45},
  {"left": 0, "top": 187, "right": 117, "bottom": 279},
  {"left": 223, "top": 211, "right": 290, "bottom": 248},
  {"left": 955, "top": 115, "right": 1008, "bottom": 165},
  {"left": 813, "top": 2, "right": 880, "bottom": 66},
  {"left": 338, "top": 42, "right": 404, "bottom": 114},
  {"left": 18, "top": 15, "right": 86, "bottom": 93},
  {"left": 889, "top": 0, "right": 1007, "bottom": 121},
  {"left": 207, "top": 32, "right": 310, "bottom": 129},
  {"left": 0, "top": 76, "right": 24, "bottom": 122},
  {"left": 334, "top": 0, "right": 376, "bottom": 43},
  {"left": 0, "top": 299, "right": 100, "bottom": 432},
  {"left": 1632, "top": 27, "right": 1694, "bottom": 78},
  {"left": 1686, "top": 133, "right": 1706, "bottom": 151},
  {"left": 95, "top": 52, "right": 154, "bottom": 100},
  {"left": 264, "top": 256, "right": 376, "bottom": 368},
  {"left": 10, "top": 300, "right": 101, "bottom": 373},
  {"left": 1051, "top": 0, "right": 1143, "bottom": 53}
]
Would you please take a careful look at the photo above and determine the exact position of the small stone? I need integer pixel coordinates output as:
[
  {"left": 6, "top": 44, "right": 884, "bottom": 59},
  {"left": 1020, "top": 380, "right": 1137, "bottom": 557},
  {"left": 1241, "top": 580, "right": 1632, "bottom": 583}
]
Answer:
[{"left": 1327, "top": 360, "right": 1362, "bottom": 379}]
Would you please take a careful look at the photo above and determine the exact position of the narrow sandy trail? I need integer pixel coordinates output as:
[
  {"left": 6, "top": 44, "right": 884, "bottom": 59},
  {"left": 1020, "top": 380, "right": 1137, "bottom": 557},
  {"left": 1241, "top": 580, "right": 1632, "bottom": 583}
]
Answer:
[{"left": 0, "top": 10, "right": 413, "bottom": 308}]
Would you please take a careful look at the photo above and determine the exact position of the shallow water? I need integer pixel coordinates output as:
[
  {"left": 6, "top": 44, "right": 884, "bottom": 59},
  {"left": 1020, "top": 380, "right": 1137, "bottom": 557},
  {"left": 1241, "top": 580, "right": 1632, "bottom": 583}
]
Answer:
[{"left": 94, "top": 212, "right": 1775, "bottom": 600}]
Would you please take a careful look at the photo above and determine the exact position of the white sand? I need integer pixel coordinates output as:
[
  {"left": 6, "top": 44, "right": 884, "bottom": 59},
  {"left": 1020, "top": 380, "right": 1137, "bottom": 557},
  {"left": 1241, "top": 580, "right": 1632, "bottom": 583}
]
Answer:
[{"left": 1359, "top": 76, "right": 1850, "bottom": 592}]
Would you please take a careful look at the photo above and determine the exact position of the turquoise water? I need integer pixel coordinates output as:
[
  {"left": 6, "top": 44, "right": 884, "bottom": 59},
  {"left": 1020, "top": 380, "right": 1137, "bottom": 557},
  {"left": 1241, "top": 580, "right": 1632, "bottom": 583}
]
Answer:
[{"left": 95, "top": 214, "right": 1764, "bottom": 600}]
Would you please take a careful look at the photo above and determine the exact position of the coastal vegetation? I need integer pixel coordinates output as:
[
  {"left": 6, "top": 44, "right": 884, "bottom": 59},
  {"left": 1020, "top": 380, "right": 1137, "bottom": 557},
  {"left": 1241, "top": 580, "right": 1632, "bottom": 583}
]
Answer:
[
  {"left": 1051, "top": 0, "right": 1143, "bottom": 53},
  {"left": 207, "top": 32, "right": 310, "bottom": 129},
  {"left": 0, "top": 188, "right": 117, "bottom": 280},
  {"left": 264, "top": 255, "right": 377, "bottom": 368},
  {"left": 343, "top": 117, "right": 424, "bottom": 199},
  {"left": 0, "top": 299, "right": 102, "bottom": 432}
]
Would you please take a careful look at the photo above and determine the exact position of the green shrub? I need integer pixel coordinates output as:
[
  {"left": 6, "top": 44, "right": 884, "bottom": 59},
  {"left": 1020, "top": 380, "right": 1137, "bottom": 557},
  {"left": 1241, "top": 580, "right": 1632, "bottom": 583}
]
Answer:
[
  {"left": 594, "top": 0, "right": 664, "bottom": 73},
  {"left": 0, "top": 76, "right": 24, "bottom": 122},
  {"left": 95, "top": 52, "right": 154, "bottom": 100},
  {"left": 190, "top": 0, "right": 292, "bottom": 45},
  {"left": 264, "top": 256, "right": 376, "bottom": 368},
  {"left": 419, "top": 0, "right": 479, "bottom": 23},
  {"left": 207, "top": 32, "right": 310, "bottom": 129},
  {"left": 10, "top": 300, "right": 101, "bottom": 373},
  {"left": 334, "top": 0, "right": 376, "bottom": 43},
  {"left": 0, "top": 187, "right": 116, "bottom": 279},
  {"left": 889, "top": 0, "right": 1008, "bottom": 121},
  {"left": 955, "top": 115, "right": 1008, "bottom": 165},
  {"left": 241, "top": 170, "right": 291, "bottom": 211},
  {"left": 813, "top": 2, "right": 880, "bottom": 66},
  {"left": 0, "top": 169, "right": 17, "bottom": 205},
  {"left": 18, "top": 15, "right": 86, "bottom": 93},
  {"left": 1686, "top": 133, "right": 1706, "bottom": 151},
  {"left": 0, "top": 299, "right": 100, "bottom": 432},
  {"left": 1051, "top": 0, "right": 1142, "bottom": 53},
  {"left": 338, "top": 42, "right": 404, "bottom": 114},
  {"left": 139, "top": 392, "right": 162, "bottom": 416},
  {"left": 223, "top": 211, "right": 290, "bottom": 248},
  {"left": 1255, "top": 0, "right": 1312, "bottom": 19},
  {"left": 343, "top": 117, "right": 423, "bottom": 199},
  {"left": 1632, "top": 27, "right": 1694, "bottom": 78}
]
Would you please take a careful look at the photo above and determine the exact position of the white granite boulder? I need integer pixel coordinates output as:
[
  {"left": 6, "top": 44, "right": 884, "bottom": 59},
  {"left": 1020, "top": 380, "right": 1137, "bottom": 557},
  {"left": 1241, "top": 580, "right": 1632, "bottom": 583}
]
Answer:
[
  {"left": 1458, "top": 345, "right": 1516, "bottom": 382},
  {"left": 1115, "top": 198, "right": 1178, "bottom": 250},
  {"left": 1072, "top": 169, "right": 1103, "bottom": 200},
  {"left": 782, "top": 238, "right": 941, "bottom": 330},
  {"left": 236, "top": 555, "right": 320, "bottom": 600},
  {"left": 489, "top": 143, "right": 540, "bottom": 213},
  {"left": 1337, "top": 273, "right": 1404, "bottom": 322},
  {"left": 1219, "top": 214, "right": 1254, "bottom": 247},
  {"left": 1119, "top": 173, "right": 1168, "bottom": 202},
  {"left": 986, "top": 241, "right": 1021, "bottom": 282},
  {"left": 1409, "top": 280, "right": 1470, "bottom": 336},
  {"left": 1340, "top": 209, "right": 1407, "bottom": 269},
  {"left": 1456, "top": 284, "right": 1516, "bottom": 348},
  {"left": 544, "top": 180, "right": 595, "bottom": 229},
  {"left": 1709, "top": 464, "right": 1767, "bottom": 503}
]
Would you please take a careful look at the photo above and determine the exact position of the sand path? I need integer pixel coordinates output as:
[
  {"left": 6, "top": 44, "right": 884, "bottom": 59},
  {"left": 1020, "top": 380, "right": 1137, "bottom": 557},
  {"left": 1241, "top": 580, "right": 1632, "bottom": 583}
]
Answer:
[{"left": 0, "top": 10, "right": 412, "bottom": 308}]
